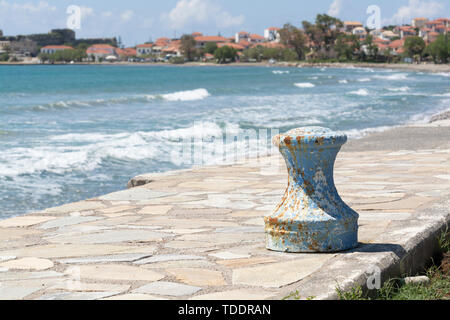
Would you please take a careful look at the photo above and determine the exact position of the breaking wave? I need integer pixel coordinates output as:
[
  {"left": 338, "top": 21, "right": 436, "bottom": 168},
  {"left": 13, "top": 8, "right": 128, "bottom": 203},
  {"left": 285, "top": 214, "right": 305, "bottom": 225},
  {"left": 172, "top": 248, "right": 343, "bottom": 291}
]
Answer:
[
  {"left": 374, "top": 73, "right": 409, "bottom": 81},
  {"left": 294, "top": 82, "right": 315, "bottom": 88},
  {"left": 387, "top": 86, "right": 410, "bottom": 92},
  {"left": 348, "top": 89, "right": 369, "bottom": 96},
  {"left": 0, "top": 122, "right": 242, "bottom": 178},
  {"left": 159, "top": 88, "right": 210, "bottom": 101},
  {"left": 272, "top": 70, "right": 290, "bottom": 74},
  {"left": 29, "top": 88, "right": 211, "bottom": 111}
]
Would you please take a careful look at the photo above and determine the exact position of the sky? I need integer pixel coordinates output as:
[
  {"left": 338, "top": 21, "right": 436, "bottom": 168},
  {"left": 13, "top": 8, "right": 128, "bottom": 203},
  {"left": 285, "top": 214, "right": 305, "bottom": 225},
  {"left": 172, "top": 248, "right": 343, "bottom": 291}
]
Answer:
[{"left": 0, "top": 0, "right": 448, "bottom": 46}]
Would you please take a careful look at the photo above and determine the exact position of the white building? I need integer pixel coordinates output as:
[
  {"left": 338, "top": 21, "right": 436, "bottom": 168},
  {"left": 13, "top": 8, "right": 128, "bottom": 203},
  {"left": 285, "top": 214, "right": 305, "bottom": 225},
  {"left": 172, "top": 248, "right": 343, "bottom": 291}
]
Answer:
[
  {"left": 40, "top": 45, "right": 74, "bottom": 54},
  {"left": 86, "top": 44, "right": 116, "bottom": 62},
  {"left": 136, "top": 43, "right": 154, "bottom": 56},
  {"left": 0, "top": 40, "right": 10, "bottom": 53},
  {"left": 352, "top": 27, "right": 367, "bottom": 40},
  {"left": 235, "top": 31, "right": 250, "bottom": 44},
  {"left": 264, "top": 27, "right": 280, "bottom": 42}
]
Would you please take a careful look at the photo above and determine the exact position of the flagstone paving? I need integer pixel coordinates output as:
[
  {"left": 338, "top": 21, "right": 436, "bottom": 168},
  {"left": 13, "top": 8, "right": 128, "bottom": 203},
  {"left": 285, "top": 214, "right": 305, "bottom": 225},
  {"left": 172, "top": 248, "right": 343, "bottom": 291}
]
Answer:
[{"left": 0, "top": 122, "right": 449, "bottom": 300}]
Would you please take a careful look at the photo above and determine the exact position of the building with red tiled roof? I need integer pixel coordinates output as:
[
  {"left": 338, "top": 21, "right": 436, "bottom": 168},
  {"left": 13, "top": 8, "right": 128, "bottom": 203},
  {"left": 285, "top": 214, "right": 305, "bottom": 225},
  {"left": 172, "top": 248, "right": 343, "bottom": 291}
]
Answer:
[
  {"left": 388, "top": 39, "right": 405, "bottom": 55},
  {"left": 373, "top": 37, "right": 390, "bottom": 45},
  {"left": 375, "top": 43, "right": 390, "bottom": 51},
  {"left": 352, "top": 27, "right": 367, "bottom": 40},
  {"left": 115, "top": 47, "right": 137, "bottom": 60},
  {"left": 252, "top": 42, "right": 286, "bottom": 49},
  {"left": 40, "top": 45, "right": 74, "bottom": 54},
  {"left": 395, "top": 26, "right": 416, "bottom": 38},
  {"left": 343, "top": 21, "right": 363, "bottom": 33},
  {"left": 434, "top": 24, "right": 446, "bottom": 34},
  {"left": 203, "top": 53, "right": 215, "bottom": 61},
  {"left": 426, "top": 31, "right": 440, "bottom": 42},
  {"left": 191, "top": 32, "right": 203, "bottom": 37},
  {"left": 162, "top": 40, "right": 182, "bottom": 56},
  {"left": 136, "top": 43, "right": 154, "bottom": 56},
  {"left": 194, "top": 36, "right": 228, "bottom": 48},
  {"left": 237, "top": 40, "right": 252, "bottom": 48},
  {"left": 264, "top": 27, "right": 281, "bottom": 42},
  {"left": 389, "top": 39, "right": 404, "bottom": 49},
  {"left": 396, "top": 47, "right": 405, "bottom": 54},
  {"left": 86, "top": 44, "right": 116, "bottom": 62},
  {"left": 151, "top": 38, "right": 171, "bottom": 53},
  {"left": 249, "top": 34, "right": 264, "bottom": 43},
  {"left": 217, "top": 42, "right": 245, "bottom": 51},
  {"left": 155, "top": 37, "right": 170, "bottom": 44},
  {"left": 412, "top": 17, "right": 428, "bottom": 28},
  {"left": 235, "top": 31, "right": 250, "bottom": 43},
  {"left": 426, "top": 19, "right": 447, "bottom": 29}
]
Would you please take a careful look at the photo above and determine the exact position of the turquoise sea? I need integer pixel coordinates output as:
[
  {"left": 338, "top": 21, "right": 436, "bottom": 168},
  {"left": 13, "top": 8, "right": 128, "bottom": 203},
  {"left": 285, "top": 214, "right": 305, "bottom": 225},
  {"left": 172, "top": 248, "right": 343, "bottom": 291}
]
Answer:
[{"left": 0, "top": 65, "right": 449, "bottom": 219}]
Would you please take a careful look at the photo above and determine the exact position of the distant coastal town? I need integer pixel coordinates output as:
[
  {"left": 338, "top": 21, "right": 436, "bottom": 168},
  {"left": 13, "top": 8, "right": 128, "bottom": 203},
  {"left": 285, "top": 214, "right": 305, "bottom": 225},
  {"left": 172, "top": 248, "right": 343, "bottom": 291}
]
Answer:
[{"left": 0, "top": 14, "right": 448, "bottom": 65}]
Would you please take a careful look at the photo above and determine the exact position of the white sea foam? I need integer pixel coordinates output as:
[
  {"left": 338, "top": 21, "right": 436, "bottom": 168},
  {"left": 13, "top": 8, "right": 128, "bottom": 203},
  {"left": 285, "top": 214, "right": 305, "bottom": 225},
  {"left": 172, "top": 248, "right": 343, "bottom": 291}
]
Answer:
[
  {"left": 347, "top": 66, "right": 375, "bottom": 73},
  {"left": 387, "top": 86, "right": 410, "bottom": 92},
  {"left": 348, "top": 89, "right": 369, "bottom": 96},
  {"left": 432, "top": 92, "right": 450, "bottom": 97},
  {"left": 345, "top": 125, "right": 398, "bottom": 139},
  {"left": 374, "top": 73, "right": 408, "bottom": 81},
  {"left": 272, "top": 70, "right": 290, "bottom": 74},
  {"left": 160, "top": 88, "right": 210, "bottom": 101},
  {"left": 0, "top": 122, "right": 243, "bottom": 177},
  {"left": 357, "top": 78, "right": 371, "bottom": 82},
  {"left": 29, "top": 88, "right": 211, "bottom": 111},
  {"left": 433, "top": 72, "right": 450, "bottom": 77},
  {"left": 294, "top": 82, "right": 315, "bottom": 88},
  {"left": 339, "top": 80, "right": 348, "bottom": 84}
]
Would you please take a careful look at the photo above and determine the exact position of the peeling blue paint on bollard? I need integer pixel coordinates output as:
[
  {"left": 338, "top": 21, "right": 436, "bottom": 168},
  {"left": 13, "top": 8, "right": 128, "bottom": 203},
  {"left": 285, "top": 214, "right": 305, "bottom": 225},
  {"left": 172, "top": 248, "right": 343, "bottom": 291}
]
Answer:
[{"left": 264, "top": 127, "right": 359, "bottom": 253}]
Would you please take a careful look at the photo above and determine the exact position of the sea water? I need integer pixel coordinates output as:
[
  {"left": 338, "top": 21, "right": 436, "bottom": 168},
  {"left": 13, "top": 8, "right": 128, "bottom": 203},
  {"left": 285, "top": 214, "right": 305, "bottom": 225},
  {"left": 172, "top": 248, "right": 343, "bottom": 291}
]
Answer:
[{"left": 0, "top": 65, "right": 449, "bottom": 219}]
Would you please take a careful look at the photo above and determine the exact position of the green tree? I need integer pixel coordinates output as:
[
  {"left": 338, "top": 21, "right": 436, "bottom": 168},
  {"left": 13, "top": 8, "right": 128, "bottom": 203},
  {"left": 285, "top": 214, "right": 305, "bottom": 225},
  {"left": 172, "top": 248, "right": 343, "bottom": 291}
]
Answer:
[
  {"left": 214, "top": 46, "right": 237, "bottom": 63},
  {"left": 315, "top": 14, "right": 343, "bottom": 52},
  {"left": 241, "top": 46, "right": 263, "bottom": 62},
  {"left": 302, "top": 14, "right": 343, "bottom": 59},
  {"left": 39, "top": 49, "right": 87, "bottom": 63},
  {"left": 425, "top": 34, "right": 449, "bottom": 64},
  {"left": 180, "top": 34, "right": 197, "bottom": 61},
  {"left": 363, "top": 34, "right": 378, "bottom": 61},
  {"left": 335, "top": 35, "right": 352, "bottom": 61},
  {"left": 302, "top": 20, "right": 323, "bottom": 57},
  {"left": 278, "top": 23, "right": 307, "bottom": 60},
  {"left": 203, "top": 42, "right": 218, "bottom": 55},
  {"left": 0, "top": 52, "right": 9, "bottom": 61},
  {"left": 404, "top": 36, "right": 426, "bottom": 60}
]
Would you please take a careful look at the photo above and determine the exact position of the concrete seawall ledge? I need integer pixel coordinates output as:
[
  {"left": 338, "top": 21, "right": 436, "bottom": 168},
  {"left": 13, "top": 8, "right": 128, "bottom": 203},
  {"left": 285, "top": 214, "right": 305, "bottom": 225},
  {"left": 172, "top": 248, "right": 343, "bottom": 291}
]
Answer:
[{"left": 0, "top": 119, "right": 449, "bottom": 300}]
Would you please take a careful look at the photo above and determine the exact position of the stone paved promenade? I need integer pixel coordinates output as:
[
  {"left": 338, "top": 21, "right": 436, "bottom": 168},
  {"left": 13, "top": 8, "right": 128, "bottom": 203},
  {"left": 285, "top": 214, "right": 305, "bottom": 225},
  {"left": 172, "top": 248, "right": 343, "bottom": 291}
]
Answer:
[{"left": 0, "top": 121, "right": 449, "bottom": 300}]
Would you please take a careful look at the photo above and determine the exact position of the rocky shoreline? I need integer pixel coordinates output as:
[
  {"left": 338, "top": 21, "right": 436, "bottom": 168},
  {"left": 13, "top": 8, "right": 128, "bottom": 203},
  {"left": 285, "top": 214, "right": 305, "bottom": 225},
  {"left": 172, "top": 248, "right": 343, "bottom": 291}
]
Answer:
[{"left": 429, "top": 110, "right": 450, "bottom": 123}]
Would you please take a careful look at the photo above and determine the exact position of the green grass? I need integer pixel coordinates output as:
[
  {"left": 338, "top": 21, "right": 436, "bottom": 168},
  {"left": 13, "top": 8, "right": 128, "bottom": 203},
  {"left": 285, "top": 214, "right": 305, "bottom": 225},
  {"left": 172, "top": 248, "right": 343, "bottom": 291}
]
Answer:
[{"left": 336, "top": 228, "right": 450, "bottom": 300}]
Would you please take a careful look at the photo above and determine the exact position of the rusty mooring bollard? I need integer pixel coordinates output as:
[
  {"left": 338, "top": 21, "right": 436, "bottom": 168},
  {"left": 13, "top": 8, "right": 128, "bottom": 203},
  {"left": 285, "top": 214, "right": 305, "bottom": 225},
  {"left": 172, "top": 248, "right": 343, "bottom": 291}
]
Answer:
[{"left": 264, "top": 127, "right": 359, "bottom": 252}]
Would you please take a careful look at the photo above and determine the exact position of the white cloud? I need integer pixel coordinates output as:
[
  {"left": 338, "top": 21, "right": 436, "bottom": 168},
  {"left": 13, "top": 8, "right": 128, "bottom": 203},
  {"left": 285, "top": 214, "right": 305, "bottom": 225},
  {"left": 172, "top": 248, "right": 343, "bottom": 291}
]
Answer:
[
  {"left": 0, "top": 0, "right": 58, "bottom": 33},
  {"left": 101, "top": 11, "right": 113, "bottom": 18},
  {"left": 121, "top": 10, "right": 134, "bottom": 22},
  {"left": 217, "top": 11, "right": 245, "bottom": 28},
  {"left": 328, "top": 0, "right": 343, "bottom": 17},
  {"left": 0, "top": 0, "right": 56, "bottom": 12},
  {"left": 140, "top": 18, "right": 154, "bottom": 29},
  {"left": 385, "top": 0, "right": 444, "bottom": 25},
  {"left": 164, "top": 0, "right": 244, "bottom": 30},
  {"left": 80, "top": 6, "right": 94, "bottom": 19}
]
